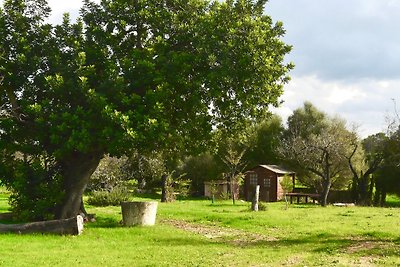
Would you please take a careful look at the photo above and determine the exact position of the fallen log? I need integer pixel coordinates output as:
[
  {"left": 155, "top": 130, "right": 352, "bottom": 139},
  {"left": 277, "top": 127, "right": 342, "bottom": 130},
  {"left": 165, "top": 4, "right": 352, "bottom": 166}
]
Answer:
[{"left": 0, "top": 215, "right": 84, "bottom": 235}]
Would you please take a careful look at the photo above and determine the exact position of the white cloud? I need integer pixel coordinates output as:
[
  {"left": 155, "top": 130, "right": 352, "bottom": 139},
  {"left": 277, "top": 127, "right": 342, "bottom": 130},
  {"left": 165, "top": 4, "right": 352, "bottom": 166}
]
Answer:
[
  {"left": 327, "top": 87, "right": 366, "bottom": 105},
  {"left": 47, "top": 0, "right": 100, "bottom": 24},
  {"left": 273, "top": 75, "right": 400, "bottom": 137},
  {"left": 268, "top": 0, "right": 400, "bottom": 80},
  {"left": 0, "top": 0, "right": 96, "bottom": 24}
]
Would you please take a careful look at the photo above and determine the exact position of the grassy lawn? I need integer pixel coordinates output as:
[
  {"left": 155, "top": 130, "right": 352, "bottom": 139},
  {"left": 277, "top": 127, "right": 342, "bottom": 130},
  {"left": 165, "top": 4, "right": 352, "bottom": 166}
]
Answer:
[{"left": 1, "top": 194, "right": 400, "bottom": 266}]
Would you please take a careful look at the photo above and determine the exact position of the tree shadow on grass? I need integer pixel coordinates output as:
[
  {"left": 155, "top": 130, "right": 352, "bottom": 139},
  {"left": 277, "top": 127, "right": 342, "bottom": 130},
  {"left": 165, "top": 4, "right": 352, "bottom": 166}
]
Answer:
[
  {"left": 162, "top": 218, "right": 400, "bottom": 258},
  {"left": 206, "top": 203, "right": 247, "bottom": 208},
  {"left": 235, "top": 233, "right": 400, "bottom": 258},
  {"left": 385, "top": 201, "right": 400, "bottom": 208},
  {"left": 85, "top": 215, "right": 121, "bottom": 229}
]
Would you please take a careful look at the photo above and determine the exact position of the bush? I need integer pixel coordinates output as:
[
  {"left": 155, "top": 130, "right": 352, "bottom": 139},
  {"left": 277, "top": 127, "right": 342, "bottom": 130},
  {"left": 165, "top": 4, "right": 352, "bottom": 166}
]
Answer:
[
  {"left": 248, "top": 201, "right": 268, "bottom": 211},
  {"left": 258, "top": 202, "right": 268, "bottom": 211},
  {"left": 162, "top": 171, "right": 192, "bottom": 202},
  {"left": 87, "top": 186, "right": 130, "bottom": 206},
  {"left": 1, "top": 156, "right": 64, "bottom": 221}
]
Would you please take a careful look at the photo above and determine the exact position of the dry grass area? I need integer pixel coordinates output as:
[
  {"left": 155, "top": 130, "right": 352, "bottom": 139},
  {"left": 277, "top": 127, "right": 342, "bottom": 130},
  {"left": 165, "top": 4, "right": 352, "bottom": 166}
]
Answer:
[{"left": 162, "top": 218, "right": 278, "bottom": 245}]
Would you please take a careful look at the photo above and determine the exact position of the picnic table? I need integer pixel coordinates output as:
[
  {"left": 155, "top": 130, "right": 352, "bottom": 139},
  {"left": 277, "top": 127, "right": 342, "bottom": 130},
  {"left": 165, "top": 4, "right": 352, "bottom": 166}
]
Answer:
[{"left": 286, "top": 192, "right": 320, "bottom": 204}]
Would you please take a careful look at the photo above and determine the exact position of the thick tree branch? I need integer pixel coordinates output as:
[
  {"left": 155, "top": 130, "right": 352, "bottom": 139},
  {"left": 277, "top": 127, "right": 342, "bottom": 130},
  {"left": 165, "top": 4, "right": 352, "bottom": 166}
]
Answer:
[{"left": 347, "top": 143, "right": 359, "bottom": 179}]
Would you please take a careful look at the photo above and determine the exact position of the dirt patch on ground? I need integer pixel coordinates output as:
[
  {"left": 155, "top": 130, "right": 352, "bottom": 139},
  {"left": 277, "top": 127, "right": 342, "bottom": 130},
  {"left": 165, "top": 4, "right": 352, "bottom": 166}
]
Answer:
[
  {"left": 352, "top": 256, "right": 376, "bottom": 267},
  {"left": 346, "top": 239, "right": 394, "bottom": 254},
  {"left": 347, "top": 241, "right": 383, "bottom": 253},
  {"left": 161, "top": 219, "right": 278, "bottom": 245},
  {"left": 345, "top": 238, "right": 399, "bottom": 266}
]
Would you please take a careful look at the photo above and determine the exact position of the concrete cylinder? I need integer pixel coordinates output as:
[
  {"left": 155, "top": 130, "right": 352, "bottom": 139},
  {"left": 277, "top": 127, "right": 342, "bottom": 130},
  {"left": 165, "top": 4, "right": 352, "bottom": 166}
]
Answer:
[{"left": 121, "top": 201, "right": 158, "bottom": 226}]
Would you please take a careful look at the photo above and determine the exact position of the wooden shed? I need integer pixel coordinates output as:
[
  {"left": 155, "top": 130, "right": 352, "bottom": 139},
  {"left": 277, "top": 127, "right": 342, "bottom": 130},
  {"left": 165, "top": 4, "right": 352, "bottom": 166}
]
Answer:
[{"left": 244, "top": 165, "right": 295, "bottom": 202}]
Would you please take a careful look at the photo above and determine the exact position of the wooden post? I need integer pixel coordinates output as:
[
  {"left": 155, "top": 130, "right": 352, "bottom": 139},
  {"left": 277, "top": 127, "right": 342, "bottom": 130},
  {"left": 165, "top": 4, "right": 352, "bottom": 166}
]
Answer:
[
  {"left": 121, "top": 201, "right": 158, "bottom": 226},
  {"left": 0, "top": 215, "right": 83, "bottom": 235},
  {"left": 251, "top": 185, "right": 260, "bottom": 211}
]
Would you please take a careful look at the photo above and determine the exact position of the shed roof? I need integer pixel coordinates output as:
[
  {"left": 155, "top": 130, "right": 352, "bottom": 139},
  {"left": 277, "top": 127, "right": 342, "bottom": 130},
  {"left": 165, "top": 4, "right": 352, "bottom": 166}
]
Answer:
[{"left": 257, "top": 165, "right": 295, "bottom": 175}]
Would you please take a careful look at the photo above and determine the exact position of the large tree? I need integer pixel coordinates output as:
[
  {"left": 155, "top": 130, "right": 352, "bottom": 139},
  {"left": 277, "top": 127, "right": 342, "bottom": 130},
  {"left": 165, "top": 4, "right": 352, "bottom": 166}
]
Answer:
[
  {"left": 281, "top": 103, "right": 353, "bottom": 206},
  {"left": 0, "top": 0, "right": 293, "bottom": 219}
]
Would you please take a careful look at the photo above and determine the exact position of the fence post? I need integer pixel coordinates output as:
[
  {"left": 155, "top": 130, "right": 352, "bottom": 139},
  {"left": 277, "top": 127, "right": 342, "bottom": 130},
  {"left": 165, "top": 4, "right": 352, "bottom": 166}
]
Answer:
[{"left": 252, "top": 185, "right": 260, "bottom": 211}]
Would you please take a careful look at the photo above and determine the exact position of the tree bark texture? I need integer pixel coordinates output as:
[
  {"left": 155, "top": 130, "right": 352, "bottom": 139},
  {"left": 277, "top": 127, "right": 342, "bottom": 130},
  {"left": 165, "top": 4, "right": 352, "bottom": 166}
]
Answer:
[
  {"left": 320, "top": 153, "right": 332, "bottom": 207},
  {"left": 0, "top": 216, "right": 83, "bottom": 235},
  {"left": 252, "top": 185, "right": 260, "bottom": 211},
  {"left": 320, "top": 179, "right": 331, "bottom": 207},
  {"left": 161, "top": 174, "right": 168, "bottom": 203},
  {"left": 121, "top": 201, "right": 158, "bottom": 226},
  {"left": 57, "top": 152, "right": 102, "bottom": 219}
]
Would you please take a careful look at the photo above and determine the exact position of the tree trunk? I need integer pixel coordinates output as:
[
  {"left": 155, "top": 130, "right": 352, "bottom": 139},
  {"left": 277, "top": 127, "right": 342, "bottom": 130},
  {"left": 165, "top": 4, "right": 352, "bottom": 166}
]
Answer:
[
  {"left": 284, "top": 194, "right": 288, "bottom": 210},
  {"left": 79, "top": 196, "right": 88, "bottom": 216},
  {"left": 252, "top": 185, "right": 260, "bottom": 211},
  {"left": 373, "top": 187, "right": 381, "bottom": 206},
  {"left": 232, "top": 185, "right": 236, "bottom": 205},
  {"left": 380, "top": 189, "right": 387, "bottom": 207},
  {"left": 367, "top": 176, "right": 375, "bottom": 206},
  {"left": 231, "top": 178, "right": 238, "bottom": 205},
  {"left": 161, "top": 174, "right": 168, "bottom": 203},
  {"left": 320, "top": 179, "right": 331, "bottom": 207},
  {"left": 351, "top": 175, "right": 359, "bottom": 203},
  {"left": 56, "top": 152, "right": 102, "bottom": 219},
  {"left": 0, "top": 216, "right": 83, "bottom": 235}
]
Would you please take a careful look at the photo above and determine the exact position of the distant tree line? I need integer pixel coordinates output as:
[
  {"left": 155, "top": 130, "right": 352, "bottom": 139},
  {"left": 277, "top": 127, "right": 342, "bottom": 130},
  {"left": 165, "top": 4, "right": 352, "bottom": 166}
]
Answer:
[
  {"left": 115, "top": 102, "right": 400, "bottom": 206},
  {"left": 97, "top": 101, "right": 399, "bottom": 207}
]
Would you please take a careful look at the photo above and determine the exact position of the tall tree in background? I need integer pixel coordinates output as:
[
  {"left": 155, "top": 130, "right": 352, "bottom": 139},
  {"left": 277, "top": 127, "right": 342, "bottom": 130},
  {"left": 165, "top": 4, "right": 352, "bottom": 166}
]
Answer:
[
  {"left": 281, "top": 103, "right": 353, "bottom": 206},
  {"left": 245, "top": 114, "right": 284, "bottom": 166},
  {"left": 373, "top": 130, "right": 400, "bottom": 206},
  {"left": 347, "top": 133, "right": 384, "bottom": 206},
  {"left": 221, "top": 139, "right": 247, "bottom": 205},
  {"left": 371, "top": 101, "right": 400, "bottom": 206},
  {"left": 0, "top": 0, "right": 293, "bottom": 219},
  {"left": 179, "top": 153, "right": 222, "bottom": 196}
]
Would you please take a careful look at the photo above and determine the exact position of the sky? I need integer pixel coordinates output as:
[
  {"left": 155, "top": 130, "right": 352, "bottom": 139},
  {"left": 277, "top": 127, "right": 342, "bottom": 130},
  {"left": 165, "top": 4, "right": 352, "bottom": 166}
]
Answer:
[
  {"left": 266, "top": 0, "right": 400, "bottom": 137},
  {"left": 2, "top": 0, "right": 399, "bottom": 137}
]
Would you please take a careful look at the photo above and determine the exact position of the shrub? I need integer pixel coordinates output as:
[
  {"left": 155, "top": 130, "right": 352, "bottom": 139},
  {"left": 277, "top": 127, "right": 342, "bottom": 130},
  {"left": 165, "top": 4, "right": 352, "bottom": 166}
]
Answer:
[
  {"left": 258, "top": 202, "right": 268, "bottom": 211},
  {"left": 1, "top": 156, "right": 64, "bottom": 221},
  {"left": 220, "top": 191, "right": 231, "bottom": 200},
  {"left": 87, "top": 186, "right": 130, "bottom": 207},
  {"left": 248, "top": 201, "right": 268, "bottom": 211},
  {"left": 162, "top": 171, "right": 191, "bottom": 202}
]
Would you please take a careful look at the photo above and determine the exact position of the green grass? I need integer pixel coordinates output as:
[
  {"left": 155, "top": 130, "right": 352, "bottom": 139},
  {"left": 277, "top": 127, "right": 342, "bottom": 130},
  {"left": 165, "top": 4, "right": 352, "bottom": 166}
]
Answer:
[{"left": 1, "top": 195, "right": 400, "bottom": 266}]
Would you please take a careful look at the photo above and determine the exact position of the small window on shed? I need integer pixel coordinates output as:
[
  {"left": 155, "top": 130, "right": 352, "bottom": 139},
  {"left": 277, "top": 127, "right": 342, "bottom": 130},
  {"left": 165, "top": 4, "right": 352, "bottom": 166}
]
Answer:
[
  {"left": 249, "top": 173, "right": 258, "bottom": 185},
  {"left": 264, "top": 178, "right": 271, "bottom": 188}
]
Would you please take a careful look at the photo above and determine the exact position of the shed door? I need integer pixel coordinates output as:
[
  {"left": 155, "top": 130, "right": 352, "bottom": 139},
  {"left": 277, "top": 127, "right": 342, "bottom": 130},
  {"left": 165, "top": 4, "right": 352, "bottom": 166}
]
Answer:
[{"left": 263, "top": 178, "right": 271, "bottom": 201}]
